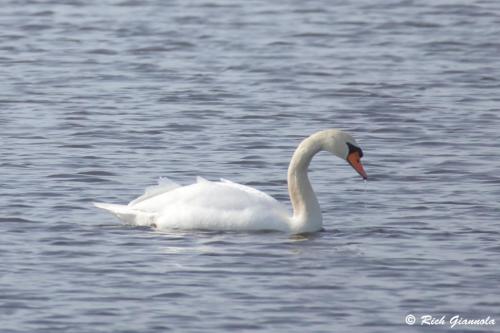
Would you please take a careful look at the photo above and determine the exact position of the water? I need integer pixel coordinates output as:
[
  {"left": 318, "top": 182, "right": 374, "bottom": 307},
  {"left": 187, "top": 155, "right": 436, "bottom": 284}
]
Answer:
[{"left": 1, "top": 0, "right": 500, "bottom": 332}]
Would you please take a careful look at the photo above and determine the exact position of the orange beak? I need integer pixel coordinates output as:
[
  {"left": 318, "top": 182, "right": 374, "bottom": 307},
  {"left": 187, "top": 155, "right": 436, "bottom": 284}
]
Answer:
[{"left": 347, "top": 151, "right": 368, "bottom": 180}]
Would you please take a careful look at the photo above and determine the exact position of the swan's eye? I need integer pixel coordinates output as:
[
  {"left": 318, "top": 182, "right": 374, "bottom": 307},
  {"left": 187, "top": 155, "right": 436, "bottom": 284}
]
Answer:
[{"left": 346, "top": 142, "right": 363, "bottom": 159}]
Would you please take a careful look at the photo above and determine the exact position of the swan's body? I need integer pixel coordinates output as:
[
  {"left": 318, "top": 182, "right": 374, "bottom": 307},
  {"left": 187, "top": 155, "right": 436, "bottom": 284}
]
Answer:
[
  {"left": 95, "top": 177, "right": 292, "bottom": 231},
  {"left": 94, "top": 129, "right": 367, "bottom": 233}
]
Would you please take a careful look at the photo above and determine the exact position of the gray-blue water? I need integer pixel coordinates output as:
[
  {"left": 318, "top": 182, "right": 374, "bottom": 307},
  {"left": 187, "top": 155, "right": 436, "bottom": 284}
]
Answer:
[{"left": 1, "top": 1, "right": 500, "bottom": 332}]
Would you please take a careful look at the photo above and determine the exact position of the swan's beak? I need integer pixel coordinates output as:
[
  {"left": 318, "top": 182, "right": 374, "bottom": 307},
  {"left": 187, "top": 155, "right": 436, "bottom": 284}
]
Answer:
[{"left": 347, "top": 151, "right": 368, "bottom": 180}]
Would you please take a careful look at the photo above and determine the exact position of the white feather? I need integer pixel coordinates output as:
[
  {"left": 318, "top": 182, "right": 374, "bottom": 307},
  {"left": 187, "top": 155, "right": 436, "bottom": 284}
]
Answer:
[{"left": 128, "top": 177, "right": 180, "bottom": 206}]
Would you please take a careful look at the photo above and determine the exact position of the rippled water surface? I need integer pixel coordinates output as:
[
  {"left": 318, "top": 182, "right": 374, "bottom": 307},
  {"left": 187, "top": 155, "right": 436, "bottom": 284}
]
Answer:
[{"left": 1, "top": 1, "right": 500, "bottom": 332}]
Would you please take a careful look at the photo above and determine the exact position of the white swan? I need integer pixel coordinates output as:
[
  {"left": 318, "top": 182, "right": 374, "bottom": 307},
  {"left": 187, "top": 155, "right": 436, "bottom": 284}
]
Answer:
[{"left": 94, "top": 129, "right": 367, "bottom": 233}]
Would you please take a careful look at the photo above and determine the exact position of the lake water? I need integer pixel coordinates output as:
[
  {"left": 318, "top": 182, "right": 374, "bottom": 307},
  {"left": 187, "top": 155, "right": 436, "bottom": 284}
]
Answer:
[{"left": 1, "top": 0, "right": 499, "bottom": 332}]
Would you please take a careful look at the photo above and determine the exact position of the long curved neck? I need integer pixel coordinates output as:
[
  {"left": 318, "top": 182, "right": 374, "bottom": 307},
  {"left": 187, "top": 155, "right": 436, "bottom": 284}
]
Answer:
[{"left": 287, "top": 134, "right": 323, "bottom": 232}]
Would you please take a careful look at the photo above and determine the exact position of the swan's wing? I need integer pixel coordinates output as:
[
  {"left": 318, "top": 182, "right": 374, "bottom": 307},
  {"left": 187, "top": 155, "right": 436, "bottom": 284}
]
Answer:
[
  {"left": 196, "top": 176, "right": 209, "bottom": 183},
  {"left": 219, "top": 178, "right": 281, "bottom": 205},
  {"left": 128, "top": 177, "right": 180, "bottom": 206}
]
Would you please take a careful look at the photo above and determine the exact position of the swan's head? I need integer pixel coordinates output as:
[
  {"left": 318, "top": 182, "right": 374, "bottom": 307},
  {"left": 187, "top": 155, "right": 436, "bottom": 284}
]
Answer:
[{"left": 320, "top": 129, "right": 368, "bottom": 180}]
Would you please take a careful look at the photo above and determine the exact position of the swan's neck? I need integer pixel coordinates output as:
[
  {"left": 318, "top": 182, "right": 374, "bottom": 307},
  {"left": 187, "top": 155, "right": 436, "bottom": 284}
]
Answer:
[{"left": 287, "top": 135, "right": 323, "bottom": 232}]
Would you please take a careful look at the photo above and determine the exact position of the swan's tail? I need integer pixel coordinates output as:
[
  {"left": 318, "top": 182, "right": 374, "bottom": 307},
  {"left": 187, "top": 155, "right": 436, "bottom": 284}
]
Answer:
[{"left": 93, "top": 202, "right": 157, "bottom": 227}]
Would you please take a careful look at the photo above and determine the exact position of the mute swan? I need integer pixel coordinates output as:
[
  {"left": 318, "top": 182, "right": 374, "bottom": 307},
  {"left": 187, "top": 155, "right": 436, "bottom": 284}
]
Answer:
[{"left": 94, "top": 129, "right": 367, "bottom": 233}]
